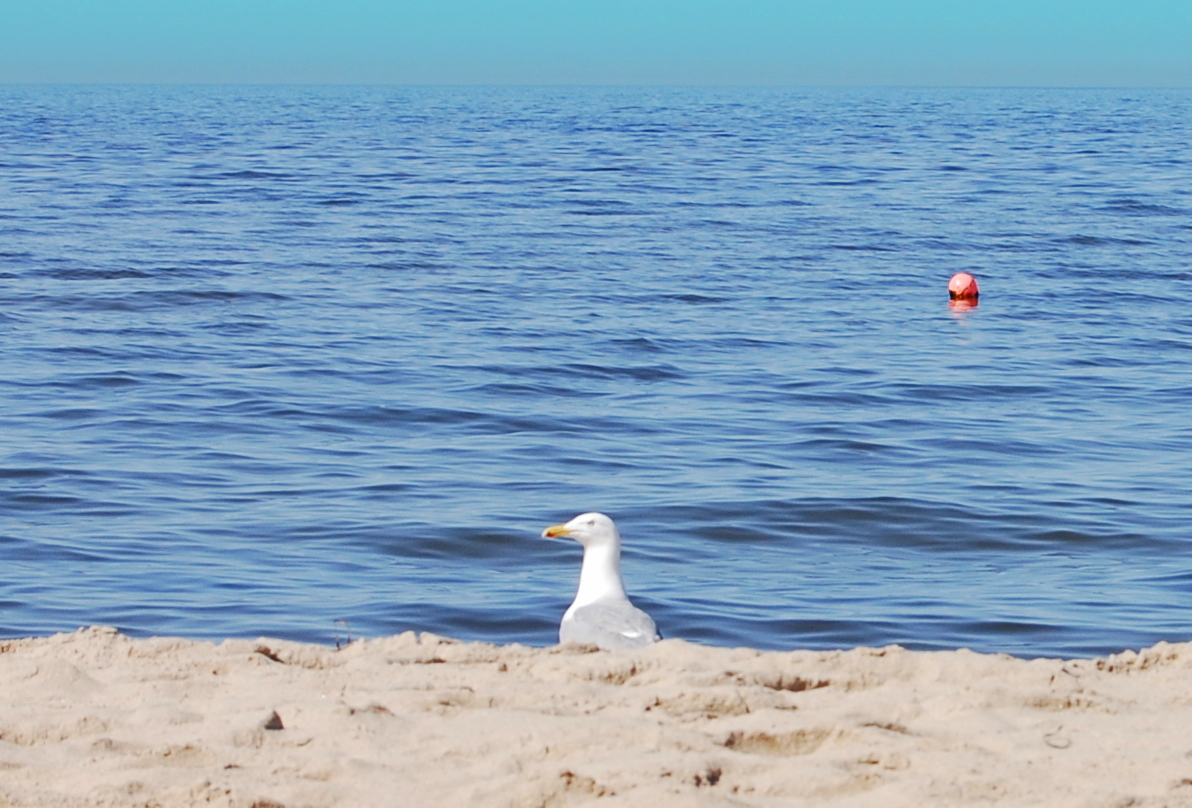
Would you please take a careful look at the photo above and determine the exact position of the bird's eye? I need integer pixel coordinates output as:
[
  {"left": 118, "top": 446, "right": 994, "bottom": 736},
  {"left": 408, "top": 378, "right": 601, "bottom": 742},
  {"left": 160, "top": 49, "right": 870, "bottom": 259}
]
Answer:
[{"left": 587, "top": 519, "right": 595, "bottom": 525}]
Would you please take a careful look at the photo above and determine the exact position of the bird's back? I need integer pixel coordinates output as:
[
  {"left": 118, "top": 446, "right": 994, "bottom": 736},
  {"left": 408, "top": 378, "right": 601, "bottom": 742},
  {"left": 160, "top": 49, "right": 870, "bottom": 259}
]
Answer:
[{"left": 560, "top": 597, "right": 660, "bottom": 650}]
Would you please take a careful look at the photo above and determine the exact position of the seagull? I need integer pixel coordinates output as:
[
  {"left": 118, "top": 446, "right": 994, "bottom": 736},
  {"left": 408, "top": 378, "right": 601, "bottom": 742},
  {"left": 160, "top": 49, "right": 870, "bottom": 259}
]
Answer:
[{"left": 541, "top": 512, "right": 660, "bottom": 651}]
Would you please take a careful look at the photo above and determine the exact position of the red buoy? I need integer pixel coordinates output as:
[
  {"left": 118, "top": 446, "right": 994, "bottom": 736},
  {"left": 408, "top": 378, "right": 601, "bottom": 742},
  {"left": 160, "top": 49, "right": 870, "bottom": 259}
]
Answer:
[{"left": 948, "top": 272, "right": 980, "bottom": 300}]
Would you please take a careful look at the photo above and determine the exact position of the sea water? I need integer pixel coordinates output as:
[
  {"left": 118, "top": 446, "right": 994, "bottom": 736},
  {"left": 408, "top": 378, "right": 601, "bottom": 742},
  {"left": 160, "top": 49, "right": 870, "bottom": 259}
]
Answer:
[{"left": 1, "top": 85, "right": 1190, "bottom": 657}]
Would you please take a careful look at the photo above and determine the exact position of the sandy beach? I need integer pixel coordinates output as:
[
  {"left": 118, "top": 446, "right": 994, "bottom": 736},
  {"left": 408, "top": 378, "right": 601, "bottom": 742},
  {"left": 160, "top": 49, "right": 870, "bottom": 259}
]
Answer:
[{"left": 2, "top": 627, "right": 1192, "bottom": 807}]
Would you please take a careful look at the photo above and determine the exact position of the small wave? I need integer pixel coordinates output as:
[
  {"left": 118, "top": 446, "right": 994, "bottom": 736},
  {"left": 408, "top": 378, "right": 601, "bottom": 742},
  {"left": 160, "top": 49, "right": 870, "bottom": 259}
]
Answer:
[
  {"left": 829, "top": 243, "right": 898, "bottom": 252},
  {"left": 1055, "top": 234, "right": 1152, "bottom": 247},
  {"left": 550, "top": 362, "right": 685, "bottom": 382},
  {"left": 1103, "top": 198, "right": 1185, "bottom": 216},
  {"left": 661, "top": 293, "right": 727, "bottom": 304},
  {"left": 39, "top": 267, "right": 153, "bottom": 280},
  {"left": 204, "top": 169, "right": 295, "bottom": 180}
]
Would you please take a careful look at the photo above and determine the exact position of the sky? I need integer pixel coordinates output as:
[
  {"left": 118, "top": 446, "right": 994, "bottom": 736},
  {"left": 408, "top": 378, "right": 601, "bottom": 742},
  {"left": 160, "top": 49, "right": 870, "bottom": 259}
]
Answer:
[{"left": 2, "top": 0, "right": 1190, "bottom": 86}]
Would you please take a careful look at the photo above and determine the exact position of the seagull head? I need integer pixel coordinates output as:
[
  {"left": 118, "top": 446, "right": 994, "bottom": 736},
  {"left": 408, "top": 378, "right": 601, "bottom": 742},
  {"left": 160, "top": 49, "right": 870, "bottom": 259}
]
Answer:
[{"left": 541, "top": 512, "right": 621, "bottom": 550}]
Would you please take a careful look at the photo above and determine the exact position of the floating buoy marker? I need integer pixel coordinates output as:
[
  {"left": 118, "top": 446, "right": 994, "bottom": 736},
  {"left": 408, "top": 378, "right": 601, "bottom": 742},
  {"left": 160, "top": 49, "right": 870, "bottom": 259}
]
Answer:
[{"left": 948, "top": 272, "right": 980, "bottom": 300}]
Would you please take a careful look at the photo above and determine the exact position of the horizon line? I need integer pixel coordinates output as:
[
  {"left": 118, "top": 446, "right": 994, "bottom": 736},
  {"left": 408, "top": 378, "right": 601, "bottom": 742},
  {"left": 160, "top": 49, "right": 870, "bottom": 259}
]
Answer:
[{"left": 2, "top": 81, "right": 1190, "bottom": 90}]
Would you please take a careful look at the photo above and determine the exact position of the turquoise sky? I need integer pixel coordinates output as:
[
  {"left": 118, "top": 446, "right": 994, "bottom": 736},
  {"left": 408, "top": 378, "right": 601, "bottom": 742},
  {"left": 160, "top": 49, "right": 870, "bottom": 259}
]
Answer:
[{"left": 3, "top": 0, "right": 1190, "bottom": 85}]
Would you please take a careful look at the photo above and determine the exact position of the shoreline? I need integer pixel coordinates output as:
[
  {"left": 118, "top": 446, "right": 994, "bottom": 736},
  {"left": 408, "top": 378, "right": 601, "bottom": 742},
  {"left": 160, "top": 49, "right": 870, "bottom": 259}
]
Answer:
[{"left": 2, "top": 627, "right": 1191, "bottom": 807}]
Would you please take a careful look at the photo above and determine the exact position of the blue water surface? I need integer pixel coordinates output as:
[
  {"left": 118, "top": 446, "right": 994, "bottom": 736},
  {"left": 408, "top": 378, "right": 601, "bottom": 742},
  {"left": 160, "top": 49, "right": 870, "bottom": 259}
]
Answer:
[{"left": 1, "top": 85, "right": 1190, "bottom": 657}]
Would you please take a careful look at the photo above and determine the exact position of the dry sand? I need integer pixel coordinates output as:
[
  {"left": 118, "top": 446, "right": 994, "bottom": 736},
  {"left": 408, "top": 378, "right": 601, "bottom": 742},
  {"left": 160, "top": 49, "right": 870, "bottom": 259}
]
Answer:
[{"left": 2, "top": 627, "right": 1192, "bottom": 807}]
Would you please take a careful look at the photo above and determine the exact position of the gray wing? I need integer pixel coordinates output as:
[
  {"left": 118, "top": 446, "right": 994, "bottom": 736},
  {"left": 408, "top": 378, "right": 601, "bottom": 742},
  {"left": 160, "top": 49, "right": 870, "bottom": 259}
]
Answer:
[{"left": 560, "top": 598, "right": 660, "bottom": 651}]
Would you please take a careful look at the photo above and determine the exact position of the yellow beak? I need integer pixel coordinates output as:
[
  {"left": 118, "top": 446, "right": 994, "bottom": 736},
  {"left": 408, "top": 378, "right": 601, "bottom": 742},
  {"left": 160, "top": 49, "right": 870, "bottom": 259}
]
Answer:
[{"left": 542, "top": 523, "right": 571, "bottom": 539}]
